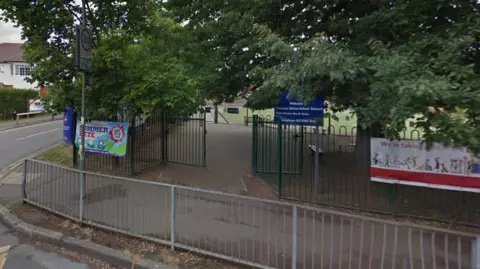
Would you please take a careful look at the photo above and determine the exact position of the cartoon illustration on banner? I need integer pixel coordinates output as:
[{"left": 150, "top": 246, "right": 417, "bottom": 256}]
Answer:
[
  {"left": 370, "top": 138, "right": 480, "bottom": 191},
  {"left": 75, "top": 121, "right": 129, "bottom": 157}
]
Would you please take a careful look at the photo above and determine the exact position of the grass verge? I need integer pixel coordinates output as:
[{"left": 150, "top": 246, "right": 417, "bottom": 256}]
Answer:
[{"left": 37, "top": 143, "right": 74, "bottom": 167}]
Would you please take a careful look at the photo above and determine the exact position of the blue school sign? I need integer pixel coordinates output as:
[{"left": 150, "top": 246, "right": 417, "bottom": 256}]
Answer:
[
  {"left": 274, "top": 90, "right": 324, "bottom": 126},
  {"left": 63, "top": 106, "right": 75, "bottom": 145}
]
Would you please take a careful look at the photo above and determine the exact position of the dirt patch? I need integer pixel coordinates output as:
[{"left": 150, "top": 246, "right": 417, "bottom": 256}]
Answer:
[{"left": 12, "top": 204, "right": 251, "bottom": 269}]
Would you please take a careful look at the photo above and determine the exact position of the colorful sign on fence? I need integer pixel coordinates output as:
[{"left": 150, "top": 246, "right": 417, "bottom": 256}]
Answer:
[
  {"left": 370, "top": 138, "right": 480, "bottom": 192},
  {"left": 75, "top": 121, "right": 129, "bottom": 157}
]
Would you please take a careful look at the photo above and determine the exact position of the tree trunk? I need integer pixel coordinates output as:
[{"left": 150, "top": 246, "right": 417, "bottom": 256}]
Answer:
[
  {"left": 354, "top": 126, "right": 370, "bottom": 166},
  {"left": 214, "top": 104, "right": 218, "bottom": 124},
  {"left": 354, "top": 122, "right": 384, "bottom": 167}
]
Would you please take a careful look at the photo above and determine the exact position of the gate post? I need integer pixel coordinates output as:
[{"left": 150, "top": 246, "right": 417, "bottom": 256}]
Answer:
[
  {"left": 252, "top": 115, "right": 258, "bottom": 176},
  {"left": 277, "top": 122, "right": 282, "bottom": 196},
  {"left": 129, "top": 117, "right": 136, "bottom": 176},
  {"left": 162, "top": 112, "right": 168, "bottom": 163},
  {"left": 299, "top": 126, "right": 304, "bottom": 172},
  {"left": 203, "top": 111, "right": 207, "bottom": 167},
  {"left": 22, "top": 159, "right": 27, "bottom": 201}
]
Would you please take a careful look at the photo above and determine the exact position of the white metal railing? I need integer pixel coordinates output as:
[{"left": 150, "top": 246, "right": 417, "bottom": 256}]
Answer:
[
  {"left": 22, "top": 158, "right": 480, "bottom": 269},
  {"left": 15, "top": 111, "right": 52, "bottom": 125}
]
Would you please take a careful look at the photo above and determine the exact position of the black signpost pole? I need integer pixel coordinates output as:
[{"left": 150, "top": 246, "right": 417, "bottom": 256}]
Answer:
[{"left": 78, "top": 0, "right": 88, "bottom": 222}]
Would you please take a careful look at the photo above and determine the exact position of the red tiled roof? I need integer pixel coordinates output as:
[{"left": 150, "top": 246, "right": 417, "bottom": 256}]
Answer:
[{"left": 0, "top": 43, "right": 24, "bottom": 62}]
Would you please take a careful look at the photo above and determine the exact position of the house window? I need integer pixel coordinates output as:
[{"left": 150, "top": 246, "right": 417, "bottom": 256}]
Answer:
[{"left": 15, "top": 64, "right": 31, "bottom": 76}]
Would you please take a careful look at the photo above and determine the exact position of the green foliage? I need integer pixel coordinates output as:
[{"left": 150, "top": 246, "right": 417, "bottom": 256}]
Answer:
[
  {"left": 249, "top": 0, "right": 480, "bottom": 152},
  {"left": 169, "top": 0, "right": 480, "bottom": 152},
  {"left": 0, "top": 88, "right": 38, "bottom": 119},
  {"left": 4, "top": 0, "right": 480, "bottom": 152},
  {"left": 0, "top": 1, "right": 200, "bottom": 121}
]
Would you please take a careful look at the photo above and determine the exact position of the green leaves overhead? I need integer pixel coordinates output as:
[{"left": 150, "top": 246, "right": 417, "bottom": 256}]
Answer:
[
  {"left": 0, "top": 1, "right": 201, "bottom": 119},
  {"left": 2, "top": 0, "right": 480, "bottom": 151},
  {"left": 168, "top": 0, "right": 480, "bottom": 151}
]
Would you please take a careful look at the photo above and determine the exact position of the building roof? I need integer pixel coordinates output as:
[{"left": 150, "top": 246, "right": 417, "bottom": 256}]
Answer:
[{"left": 0, "top": 43, "right": 24, "bottom": 63}]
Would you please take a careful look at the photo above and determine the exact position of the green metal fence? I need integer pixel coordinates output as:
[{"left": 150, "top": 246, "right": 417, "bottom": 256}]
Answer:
[
  {"left": 74, "top": 110, "right": 206, "bottom": 175},
  {"left": 252, "top": 115, "right": 480, "bottom": 226}
]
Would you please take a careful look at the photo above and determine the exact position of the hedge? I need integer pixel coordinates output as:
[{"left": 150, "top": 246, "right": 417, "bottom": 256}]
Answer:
[{"left": 0, "top": 88, "right": 39, "bottom": 120}]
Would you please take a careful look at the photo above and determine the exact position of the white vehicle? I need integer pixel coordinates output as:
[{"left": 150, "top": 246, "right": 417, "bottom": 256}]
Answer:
[{"left": 28, "top": 99, "right": 45, "bottom": 113}]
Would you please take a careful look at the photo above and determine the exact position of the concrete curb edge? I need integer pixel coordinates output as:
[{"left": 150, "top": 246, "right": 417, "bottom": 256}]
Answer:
[{"left": 0, "top": 203, "right": 170, "bottom": 269}]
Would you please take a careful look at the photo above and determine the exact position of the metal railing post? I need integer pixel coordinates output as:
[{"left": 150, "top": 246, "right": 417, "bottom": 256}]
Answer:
[
  {"left": 21, "top": 159, "right": 27, "bottom": 201},
  {"left": 79, "top": 172, "right": 85, "bottom": 222},
  {"left": 473, "top": 237, "right": 479, "bottom": 269},
  {"left": 277, "top": 122, "right": 282, "bottom": 196},
  {"left": 170, "top": 186, "right": 176, "bottom": 251},
  {"left": 161, "top": 111, "right": 166, "bottom": 162},
  {"left": 203, "top": 111, "right": 207, "bottom": 167},
  {"left": 251, "top": 115, "right": 258, "bottom": 176},
  {"left": 292, "top": 205, "right": 298, "bottom": 269},
  {"left": 314, "top": 124, "right": 320, "bottom": 197}
]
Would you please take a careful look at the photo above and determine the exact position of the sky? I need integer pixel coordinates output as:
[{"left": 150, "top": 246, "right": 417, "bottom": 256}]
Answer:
[
  {"left": 0, "top": 19, "right": 23, "bottom": 43},
  {"left": 1, "top": 0, "right": 83, "bottom": 44}
]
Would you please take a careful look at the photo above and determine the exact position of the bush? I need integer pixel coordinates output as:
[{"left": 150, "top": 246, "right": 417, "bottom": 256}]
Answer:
[{"left": 0, "top": 88, "right": 39, "bottom": 120}]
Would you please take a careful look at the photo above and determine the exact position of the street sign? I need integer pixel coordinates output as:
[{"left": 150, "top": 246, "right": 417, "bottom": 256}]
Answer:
[
  {"left": 75, "top": 24, "right": 92, "bottom": 71},
  {"left": 274, "top": 90, "right": 324, "bottom": 126}
]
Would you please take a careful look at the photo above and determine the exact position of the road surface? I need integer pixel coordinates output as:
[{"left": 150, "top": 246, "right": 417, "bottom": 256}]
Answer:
[
  {"left": 0, "top": 121, "right": 102, "bottom": 269},
  {"left": 0, "top": 120, "right": 63, "bottom": 169}
]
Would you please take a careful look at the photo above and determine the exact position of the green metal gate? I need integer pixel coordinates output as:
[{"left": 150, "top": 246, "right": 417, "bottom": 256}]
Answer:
[
  {"left": 164, "top": 112, "right": 206, "bottom": 167},
  {"left": 252, "top": 115, "right": 304, "bottom": 194}
]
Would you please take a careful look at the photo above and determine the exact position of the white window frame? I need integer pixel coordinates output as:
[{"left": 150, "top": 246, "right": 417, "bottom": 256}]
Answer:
[{"left": 14, "top": 64, "right": 32, "bottom": 76}]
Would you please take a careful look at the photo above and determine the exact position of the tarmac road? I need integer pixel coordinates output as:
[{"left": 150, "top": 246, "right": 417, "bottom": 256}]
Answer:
[
  {"left": 0, "top": 121, "right": 102, "bottom": 269},
  {"left": 0, "top": 120, "right": 63, "bottom": 170}
]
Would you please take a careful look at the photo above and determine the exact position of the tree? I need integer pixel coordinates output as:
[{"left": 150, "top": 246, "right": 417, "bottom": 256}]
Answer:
[
  {"left": 252, "top": 0, "right": 480, "bottom": 153},
  {"left": 169, "top": 0, "right": 480, "bottom": 153},
  {"left": 166, "top": 0, "right": 277, "bottom": 102},
  {"left": 0, "top": 0, "right": 201, "bottom": 120}
]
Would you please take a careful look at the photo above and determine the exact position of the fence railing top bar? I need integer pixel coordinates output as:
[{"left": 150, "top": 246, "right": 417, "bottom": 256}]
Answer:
[
  {"left": 26, "top": 158, "right": 175, "bottom": 188},
  {"left": 296, "top": 203, "right": 479, "bottom": 238},
  {"left": 25, "top": 158, "right": 479, "bottom": 238}
]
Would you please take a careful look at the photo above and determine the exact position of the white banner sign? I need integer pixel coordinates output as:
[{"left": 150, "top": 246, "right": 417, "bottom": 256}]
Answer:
[{"left": 370, "top": 138, "right": 480, "bottom": 192}]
